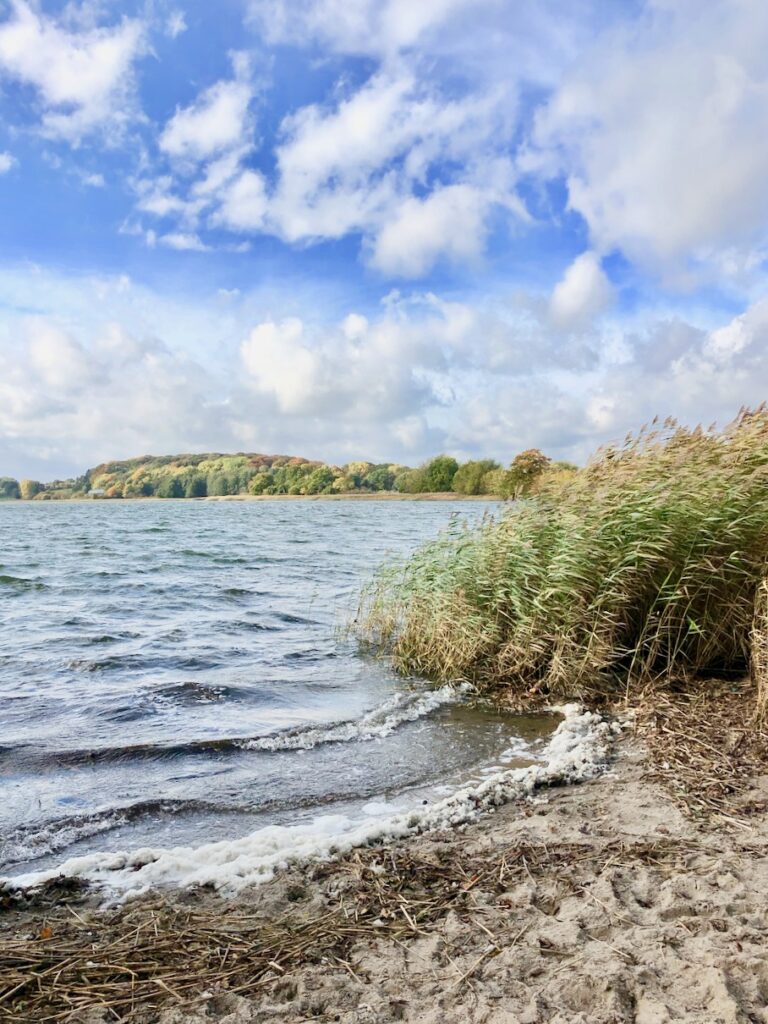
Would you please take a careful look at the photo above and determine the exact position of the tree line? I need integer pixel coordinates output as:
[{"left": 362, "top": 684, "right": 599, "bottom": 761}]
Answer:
[{"left": 0, "top": 449, "right": 576, "bottom": 501}]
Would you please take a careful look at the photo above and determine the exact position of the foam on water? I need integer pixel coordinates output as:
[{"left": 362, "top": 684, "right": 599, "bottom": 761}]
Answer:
[
  {"left": 4, "top": 706, "right": 615, "bottom": 899},
  {"left": 241, "top": 683, "right": 472, "bottom": 752}
]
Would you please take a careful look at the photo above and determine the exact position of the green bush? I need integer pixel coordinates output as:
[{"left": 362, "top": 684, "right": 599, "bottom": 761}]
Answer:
[
  {"left": 0, "top": 477, "right": 20, "bottom": 499},
  {"left": 452, "top": 460, "right": 500, "bottom": 495},
  {"left": 424, "top": 455, "right": 459, "bottom": 492},
  {"left": 207, "top": 472, "right": 235, "bottom": 496}
]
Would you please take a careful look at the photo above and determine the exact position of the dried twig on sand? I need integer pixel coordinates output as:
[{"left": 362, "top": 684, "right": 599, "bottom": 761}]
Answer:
[{"left": 0, "top": 836, "right": 695, "bottom": 1023}]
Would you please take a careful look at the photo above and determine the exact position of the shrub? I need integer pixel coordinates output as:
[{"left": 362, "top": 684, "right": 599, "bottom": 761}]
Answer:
[
  {"left": 424, "top": 455, "right": 459, "bottom": 492},
  {"left": 357, "top": 409, "right": 768, "bottom": 707},
  {"left": 394, "top": 468, "right": 428, "bottom": 493},
  {"left": 0, "top": 477, "right": 20, "bottom": 499},
  {"left": 362, "top": 465, "right": 396, "bottom": 491},
  {"left": 452, "top": 460, "right": 500, "bottom": 495},
  {"left": 507, "top": 448, "right": 551, "bottom": 497},
  {"left": 304, "top": 466, "right": 336, "bottom": 494}
]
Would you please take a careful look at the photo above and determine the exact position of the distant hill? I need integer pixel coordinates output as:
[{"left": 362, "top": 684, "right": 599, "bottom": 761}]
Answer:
[{"left": 2, "top": 449, "right": 571, "bottom": 500}]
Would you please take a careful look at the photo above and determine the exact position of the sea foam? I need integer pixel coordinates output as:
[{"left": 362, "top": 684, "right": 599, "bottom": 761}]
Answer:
[
  {"left": 4, "top": 704, "right": 614, "bottom": 901},
  {"left": 241, "top": 682, "right": 471, "bottom": 752}
]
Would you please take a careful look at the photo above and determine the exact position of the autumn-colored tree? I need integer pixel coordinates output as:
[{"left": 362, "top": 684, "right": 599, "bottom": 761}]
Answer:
[
  {"left": 508, "top": 449, "right": 551, "bottom": 497},
  {"left": 19, "top": 479, "right": 43, "bottom": 500}
]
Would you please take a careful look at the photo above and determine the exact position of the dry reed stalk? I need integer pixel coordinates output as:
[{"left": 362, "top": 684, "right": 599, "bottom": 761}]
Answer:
[
  {"left": 0, "top": 835, "right": 699, "bottom": 1023},
  {"left": 635, "top": 679, "right": 768, "bottom": 823},
  {"left": 751, "top": 577, "right": 768, "bottom": 720}
]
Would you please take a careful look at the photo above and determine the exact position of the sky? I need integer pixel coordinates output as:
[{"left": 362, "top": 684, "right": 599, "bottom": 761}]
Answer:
[{"left": 1, "top": 0, "right": 768, "bottom": 479}]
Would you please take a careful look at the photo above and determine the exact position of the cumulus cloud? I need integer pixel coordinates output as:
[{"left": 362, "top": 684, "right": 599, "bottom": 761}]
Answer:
[
  {"left": 239, "top": 312, "right": 434, "bottom": 419},
  {"left": 549, "top": 251, "right": 613, "bottom": 330},
  {"left": 247, "top": 0, "right": 476, "bottom": 56},
  {"left": 370, "top": 185, "right": 489, "bottom": 276},
  {"left": 0, "top": 318, "right": 233, "bottom": 477},
  {"left": 228, "top": 71, "right": 519, "bottom": 273},
  {"left": 160, "top": 78, "right": 254, "bottom": 162},
  {"left": 80, "top": 171, "right": 105, "bottom": 188},
  {"left": 0, "top": 151, "right": 16, "bottom": 173},
  {"left": 137, "top": 60, "right": 523, "bottom": 274},
  {"left": 1, "top": 262, "right": 766, "bottom": 480},
  {"left": 26, "top": 319, "right": 93, "bottom": 391},
  {"left": 0, "top": 0, "right": 144, "bottom": 141},
  {"left": 528, "top": 0, "right": 768, "bottom": 283},
  {"left": 212, "top": 170, "right": 268, "bottom": 231}
]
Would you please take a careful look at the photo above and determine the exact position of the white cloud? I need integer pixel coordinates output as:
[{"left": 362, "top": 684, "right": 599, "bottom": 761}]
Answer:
[
  {"left": 342, "top": 313, "right": 368, "bottom": 341},
  {"left": 165, "top": 11, "right": 187, "bottom": 39},
  {"left": 2, "top": 262, "right": 767, "bottom": 480},
  {"left": 160, "top": 79, "right": 253, "bottom": 162},
  {"left": 134, "top": 175, "right": 203, "bottom": 223},
  {"left": 247, "top": 0, "right": 475, "bottom": 56},
  {"left": 549, "top": 251, "right": 612, "bottom": 329},
  {"left": 370, "top": 185, "right": 489, "bottom": 276},
  {"left": 158, "top": 232, "right": 210, "bottom": 252},
  {"left": 0, "top": 151, "right": 15, "bottom": 173},
  {"left": 0, "top": 0, "right": 144, "bottom": 141},
  {"left": 199, "top": 70, "right": 518, "bottom": 274},
  {"left": 26, "top": 319, "right": 93, "bottom": 391},
  {"left": 80, "top": 171, "right": 105, "bottom": 188},
  {"left": 528, "top": 0, "right": 768, "bottom": 283},
  {"left": 211, "top": 170, "right": 268, "bottom": 231}
]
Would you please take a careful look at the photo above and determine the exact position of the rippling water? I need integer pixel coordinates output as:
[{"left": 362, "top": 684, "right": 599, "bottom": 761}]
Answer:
[{"left": 0, "top": 499, "right": 553, "bottom": 882}]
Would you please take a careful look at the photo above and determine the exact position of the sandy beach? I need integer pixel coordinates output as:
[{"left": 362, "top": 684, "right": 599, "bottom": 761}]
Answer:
[{"left": 3, "top": 684, "right": 767, "bottom": 1024}]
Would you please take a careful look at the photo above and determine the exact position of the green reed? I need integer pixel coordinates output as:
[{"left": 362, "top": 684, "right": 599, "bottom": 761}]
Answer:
[{"left": 357, "top": 408, "right": 768, "bottom": 709}]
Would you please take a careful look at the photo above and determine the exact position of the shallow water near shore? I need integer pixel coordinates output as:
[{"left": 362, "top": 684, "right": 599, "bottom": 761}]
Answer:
[{"left": 0, "top": 499, "right": 555, "bottom": 884}]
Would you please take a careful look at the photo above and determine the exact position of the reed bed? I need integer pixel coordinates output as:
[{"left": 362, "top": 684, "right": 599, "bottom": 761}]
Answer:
[{"left": 358, "top": 408, "right": 768, "bottom": 710}]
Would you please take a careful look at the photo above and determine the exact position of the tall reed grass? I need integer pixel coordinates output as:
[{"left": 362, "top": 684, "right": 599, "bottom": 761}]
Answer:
[{"left": 357, "top": 408, "right": 768, "bottom": 711}]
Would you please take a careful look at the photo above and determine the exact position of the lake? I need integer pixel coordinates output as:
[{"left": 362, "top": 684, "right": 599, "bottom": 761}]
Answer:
[{"left": 0, "top": 499, "right": 553, "bottom": 889}]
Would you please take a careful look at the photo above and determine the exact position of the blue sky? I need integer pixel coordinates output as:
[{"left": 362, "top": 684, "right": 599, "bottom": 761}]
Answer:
[{"left": 1, "top": 0, "right": 768, "bottom": 479}]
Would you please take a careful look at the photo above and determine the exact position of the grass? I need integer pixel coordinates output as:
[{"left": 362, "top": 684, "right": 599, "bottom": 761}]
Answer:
[{"left": 357, "top": 408, "right": 768, "bottom": 712}]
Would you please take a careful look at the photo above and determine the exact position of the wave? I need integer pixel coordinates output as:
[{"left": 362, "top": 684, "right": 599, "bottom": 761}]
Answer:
[
  {"left": 0, "top": 573, "right": 46, "bottom": 591},
  {"left": 1, "top": 707, "right": 615, "bottom": 898},
  {"left": 180, "top": 549, "right": 249, "bottom": 565},
  {"left": 0, "top": 799, "right": 234, "bottom": 869},
  {"left": 2, "top": 684, "right": 469, "bottom": 770},
  {"left": 241, "top": 683, "right": 471, "bottom": 752}
]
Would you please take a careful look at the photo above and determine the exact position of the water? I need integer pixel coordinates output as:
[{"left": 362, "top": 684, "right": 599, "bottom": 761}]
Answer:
[{"left": 0, "top": 499, "right": 554, "bottom": 884}]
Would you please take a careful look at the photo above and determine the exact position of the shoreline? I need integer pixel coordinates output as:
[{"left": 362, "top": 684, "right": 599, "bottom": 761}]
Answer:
[
  {"left": 7, "top": 492, "right": 503, "bottom": 504},
  {"left": 3, "top": 689, "right": 768, "bottom": 1023}
]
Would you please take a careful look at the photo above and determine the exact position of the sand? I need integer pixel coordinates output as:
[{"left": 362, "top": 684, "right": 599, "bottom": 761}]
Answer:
[
  {"left": 156, "top": 739, "right": 768, "bottom": 1024},
  {"left": 6, "top": 716, "right": 768, "bottom": 1024}
]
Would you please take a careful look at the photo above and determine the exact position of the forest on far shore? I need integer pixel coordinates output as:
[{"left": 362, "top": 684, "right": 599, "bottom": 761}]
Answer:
[{"left": 0, "top": 449, "right": 576, "bottom": 501}]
